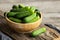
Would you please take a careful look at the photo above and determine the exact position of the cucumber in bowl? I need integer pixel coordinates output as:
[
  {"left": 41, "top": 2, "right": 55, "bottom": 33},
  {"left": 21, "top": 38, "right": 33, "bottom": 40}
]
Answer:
[{"left": 6, "top": 4, "right": 41, "bottom": 23}]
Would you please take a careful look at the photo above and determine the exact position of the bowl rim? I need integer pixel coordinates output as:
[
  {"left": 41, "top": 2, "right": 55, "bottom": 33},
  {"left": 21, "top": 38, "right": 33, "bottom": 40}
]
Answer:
[{"left": 5, "top": 12, "right": 42, "bottom": 24}]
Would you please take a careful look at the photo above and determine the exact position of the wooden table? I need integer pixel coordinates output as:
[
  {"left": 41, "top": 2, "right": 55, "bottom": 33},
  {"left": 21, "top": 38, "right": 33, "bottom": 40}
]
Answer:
[
  {"left": 0, "top": 10, "right": 60, "bottom": 40},
  {"left": 0, "top": 1, "right": 60, "bottom": 40}
]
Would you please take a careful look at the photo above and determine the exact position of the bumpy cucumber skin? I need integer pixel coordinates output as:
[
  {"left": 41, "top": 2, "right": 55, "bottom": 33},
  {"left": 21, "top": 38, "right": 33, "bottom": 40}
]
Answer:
[
  {"left": 24, "top": 6, "right": 34, "bottom": 15},
  {"left": 24, "top": 13, "right": 36, "bottom": 23},
  {"left": 24, "top": 6, "right": 30, "bottom": 10},
  {"left": 15, "top": 7, "right": 33, "bottom": 18},
  {"left": 7, "top": 12, "right": 17, "bottom": 17},
  {"left": 31, "top": 28, "right": 46, "bottom": 37},
  {"left": 9, "top": 17, "right": 21, "bottom": 23},
  {"left": 16, "top": 11, "right": 32, "bottom": 18},
  {"left": 28, "top": 15, "right": 40, "bottom": 23},
  {"left": 30, "top": 6, "right": 36, "bottom": 13}
]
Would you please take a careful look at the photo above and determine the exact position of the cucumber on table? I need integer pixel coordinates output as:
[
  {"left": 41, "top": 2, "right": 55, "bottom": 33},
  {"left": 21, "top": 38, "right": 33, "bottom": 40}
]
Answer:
[
  {"left": 24, "top": 13, "right": 36, "bottom": 23},
  {"left": 31, "top": 28, "right": 46, "bottom": 37},
  {"left": 9, "top": 17, "right": 22, "bottom": 23}
]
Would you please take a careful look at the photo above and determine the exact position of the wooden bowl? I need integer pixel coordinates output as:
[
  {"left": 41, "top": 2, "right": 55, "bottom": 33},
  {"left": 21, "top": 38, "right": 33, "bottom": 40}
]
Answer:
[{"left": 4, "top": 12, "right": 42, "bottom": 33}]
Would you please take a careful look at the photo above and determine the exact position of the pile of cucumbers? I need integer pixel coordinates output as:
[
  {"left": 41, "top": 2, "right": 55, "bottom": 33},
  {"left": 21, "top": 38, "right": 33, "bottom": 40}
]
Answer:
[{"left": 7, "top": 4, "right": 41, "bottom": 23}]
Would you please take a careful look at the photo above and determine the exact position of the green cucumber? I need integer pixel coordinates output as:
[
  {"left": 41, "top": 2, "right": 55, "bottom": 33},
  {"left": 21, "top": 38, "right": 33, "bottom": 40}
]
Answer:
[
  {"left": 10, "top": 8, "right": 24, "bottom": 12},
  {"left": 7, "top": 12, "right": 17, "bottom": 17},
  {"left": 31, "top": 28, "right": 46, "bottom": 37},
  {"left": 28, "top": 15, "right": 40, "bottom": 23},
  {"left": 10, "top": 8, "right": 28, "bottom": 12},
  {"left": 24, "top": 13, "right": 36, "bottom": 23},
  {"left": 9, "top": 17, "right": 21, "bottom": 23},
  {"left": 30, "top": 6, "right": 36, "bottom": 12},
  {"left": 24, "top": 6, "right": 34, "bottom": 14},
  {"left": 16, "top": 11, "right": 32, "bottom": 18},
  {"left": 24, "top": 6, "right": 30, "bottom": 10}
]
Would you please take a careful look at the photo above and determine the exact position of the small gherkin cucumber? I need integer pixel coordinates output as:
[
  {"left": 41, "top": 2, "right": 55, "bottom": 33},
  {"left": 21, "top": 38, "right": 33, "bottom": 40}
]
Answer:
[
  {"left": 24, "top": 6, "right": 30, "bottom": 10},
  {"left": 28, "top": 15, "right": 40, "bottom": 23},
  {"left": 7, "top": 12, "right": 17, "bottom": 17},
  {"left": 9, "top": 17, "right": 22, "bottom": 23},
  {"left": 24, "top": 6, "right": 34, "bottom": 13},
  {"left": 10, "top": 8, "right": 23, "bottom": 12},
  {"left": 30, "top": 6, "right": 36, "bottom": 12},
  {"left": 24, "top": 6, "right": 34, "bottom": 14},
  {"left": 31, "top": 28, "right": 46, "bottom": 37},
  {"left": 16, "top": 11, "right": 32, "bottom": 18},
  {"left": 10, "top": 8, "right": 26, "bottom": 12},
  {"left": 24, "top": 13, "right": 36, "bottom": 23}
]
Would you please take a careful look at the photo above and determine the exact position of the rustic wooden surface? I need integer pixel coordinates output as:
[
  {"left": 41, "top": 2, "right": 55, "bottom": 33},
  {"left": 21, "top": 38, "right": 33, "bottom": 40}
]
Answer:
[
  {"left": 0, "top": 15, "right": 60, "bottom": 40},
  {"left": 0, "top": 1, "right": 60, "bottom": 40},
  {"left": 0, "top": 10, "right": 60, "bottom": 40}
]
